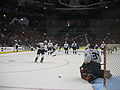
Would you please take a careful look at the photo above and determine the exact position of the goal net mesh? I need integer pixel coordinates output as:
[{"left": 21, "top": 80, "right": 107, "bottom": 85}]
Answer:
[{"left": 105, "top": 44, "right": 120, "bottom": 90}]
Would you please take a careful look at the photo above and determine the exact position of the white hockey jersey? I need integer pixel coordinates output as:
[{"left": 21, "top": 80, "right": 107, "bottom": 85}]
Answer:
[
  {"left": 84, "top": 49, "right": 102, "bottom": 63},
  {"left": 47, "top": 42, "right": 53, "bottom": 48},
  {"left": 71, "top": 43, "right": 77, "bottom": 47},
  {"left": 64, "top": 43, "right": 69, "bottom": 48}
]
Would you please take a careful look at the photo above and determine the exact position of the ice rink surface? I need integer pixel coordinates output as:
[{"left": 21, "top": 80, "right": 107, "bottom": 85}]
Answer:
[
  {"left": 0, "top": 50, "right": 120, "bottom": 90},
  {"left": 0, "top": 50, "right": 94, "bottom": 90}
]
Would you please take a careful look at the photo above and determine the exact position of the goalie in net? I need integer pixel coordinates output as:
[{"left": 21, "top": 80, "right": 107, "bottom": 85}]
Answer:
[{"left": 80, "top": 44, "right": 112, "bottom": 83}]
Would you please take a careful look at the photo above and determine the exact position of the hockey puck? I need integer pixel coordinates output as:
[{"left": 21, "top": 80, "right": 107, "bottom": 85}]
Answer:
[{"left": 58, "top": 76, "right": 61, "bottom": 78}]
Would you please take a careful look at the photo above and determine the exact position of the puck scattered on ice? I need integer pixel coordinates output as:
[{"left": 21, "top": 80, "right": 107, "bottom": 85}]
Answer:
[{"left": 58, "top": 76, "right": 61, "bottom": 78}]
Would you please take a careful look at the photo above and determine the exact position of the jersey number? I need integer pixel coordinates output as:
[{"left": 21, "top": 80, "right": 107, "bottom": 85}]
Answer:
[{"left": 92, "top": 52, "right": 99, "bottom": 59}]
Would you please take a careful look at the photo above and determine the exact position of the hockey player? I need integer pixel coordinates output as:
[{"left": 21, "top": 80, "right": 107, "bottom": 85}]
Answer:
[
  {"left": 85, "top": 44, "right": 90, "bottom": 50},
  {"left": 58, "top": 44, "right": 61, "bottom": 51},
  {"left": 94, "top": 44, "right": 99, "bottom": 54},
  {"left": 52, "top": 44, "right": 58, "bottom": 54},
  {"left": 34, "top": 42, "right": 45, "bottom": 63},
  {"left": 30, "top": 46, "right": 35, "bottom": 51},
  {"left": 43, "top": 40, "right": 48, "bottom": 53},
  {"left": 95, "top": 44, "right": 98, "bottom": 49},
  {"left": 80, "top": 44, "right": 112, "bottom": 83},
  {"left": 63, "top": 41, "right": 69, "bottom": 54},
  {"left": 100, "top": 42, "right": 105, "bottom": 55},
  {"left": 44, "top": 40, "right": 47, "bottom": 44},
  {"left": 14, "top": 44, "right": 19, "bottom": 52},
  {"left": 1, "top": 46, "right": 4, "bottom": 51},
  {"left": 107, "top": 46, "right": 113, "bottom": 54},
  {"left": 71, "top": 41, "right": 77, "bottom": 54},
  {"left": 47, "top": 40, "right": 54, "bottom": 55},
  {"left": 49, "top": 44, "right": 58, "bottom": 57}
]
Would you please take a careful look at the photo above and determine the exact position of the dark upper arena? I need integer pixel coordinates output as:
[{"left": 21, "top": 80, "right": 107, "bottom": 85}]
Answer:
[{"left": 0, "top": 0, "right": 120, "bottom": 47}]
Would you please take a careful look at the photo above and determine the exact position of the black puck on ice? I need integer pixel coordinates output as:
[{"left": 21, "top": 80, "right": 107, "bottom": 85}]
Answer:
[{"left": 58, "top": 76, "right": 61, "bottom": 78}]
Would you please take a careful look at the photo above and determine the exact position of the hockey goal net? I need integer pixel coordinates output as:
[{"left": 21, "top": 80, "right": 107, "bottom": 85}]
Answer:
[{"left": 104, "top": 44, "right": 120, "bottom": 90}]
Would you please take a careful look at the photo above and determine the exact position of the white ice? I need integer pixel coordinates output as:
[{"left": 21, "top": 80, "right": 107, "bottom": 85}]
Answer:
[{"left": 0, "top": 50, "right": 96, "bottom": 90}]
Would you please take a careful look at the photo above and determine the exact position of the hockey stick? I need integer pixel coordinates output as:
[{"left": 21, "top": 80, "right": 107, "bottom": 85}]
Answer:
[{"left": 85, "top": 34, "right": 89, "bottom": 45}]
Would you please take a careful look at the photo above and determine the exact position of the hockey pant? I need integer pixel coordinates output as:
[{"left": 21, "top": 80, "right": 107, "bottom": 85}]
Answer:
[{"left": 35, "top": 54, "right": 44, "bottom": 63}]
